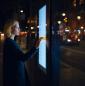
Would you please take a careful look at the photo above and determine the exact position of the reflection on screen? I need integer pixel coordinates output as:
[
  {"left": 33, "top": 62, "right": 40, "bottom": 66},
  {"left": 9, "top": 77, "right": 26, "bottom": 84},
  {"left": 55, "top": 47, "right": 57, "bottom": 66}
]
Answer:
[{"left": 39, "top": 5, "right": 46, "bottom": 69}]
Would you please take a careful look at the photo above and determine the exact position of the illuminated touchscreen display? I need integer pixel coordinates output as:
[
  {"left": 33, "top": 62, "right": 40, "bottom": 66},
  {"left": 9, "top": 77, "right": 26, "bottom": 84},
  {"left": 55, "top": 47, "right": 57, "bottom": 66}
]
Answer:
[{"left": 39, "top": 5, "right": 46, "bottom": 69}]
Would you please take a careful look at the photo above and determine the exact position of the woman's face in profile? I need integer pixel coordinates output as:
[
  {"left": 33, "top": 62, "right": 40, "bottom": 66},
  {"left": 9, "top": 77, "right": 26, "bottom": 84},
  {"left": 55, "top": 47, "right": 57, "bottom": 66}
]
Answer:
[{"left": 12, "top": 21, "right": 20, "bottom": 36}]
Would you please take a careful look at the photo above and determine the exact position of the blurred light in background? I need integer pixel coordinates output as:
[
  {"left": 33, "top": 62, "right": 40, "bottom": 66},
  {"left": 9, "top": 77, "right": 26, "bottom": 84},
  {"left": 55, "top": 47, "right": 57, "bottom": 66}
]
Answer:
[
  {"left": 0, "top": 33, "right": 4, "bottom": 41},
  {"left": 20, "top": 10, "right": 24, "bottom": 13},
  {"left": 64, "top": 17, "right": 68, "bottom": 22},
  {"left": 73, "top": 0, "right": 76, "bottom": 7},
  {"left": 80, "top": 26, "right": 84, "bottom": 29},
  {"left": 57, "top": 21, "right": 61, "bottom": 24},
  {"left": 37, "top": 26, "right": 39, "bottom": 28},
  {"left": 67, "top": 39, "right": 71, "bottom": 42},
  {"left": 62, "top": 13, "right": 66, "bottom": 16},
  {"left": 78, "top": 39, "right": 80, "bottom": 42},
  {"left": 31, "top": 27, "right": 34, "bottom": 30},
  {"left": 77, "top": 30, "right": 81, "bottom": 34},
  {"left": 25, "top": 26, "right": 28, "bottom": 29},
  {"left": 65, "top": 29, "right": 70, "bottom": 32},
  {"left": 77, "top": 16, "right": 81, "bottom": 20},
  {"left": 31, "top": 31, "right": 35, "bottom": 33}
]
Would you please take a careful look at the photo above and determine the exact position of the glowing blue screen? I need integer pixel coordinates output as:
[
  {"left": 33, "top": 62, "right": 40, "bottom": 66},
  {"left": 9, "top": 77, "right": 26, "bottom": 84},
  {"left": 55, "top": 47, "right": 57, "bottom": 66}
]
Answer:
[{"left": 39, "top": 5, "right": 46, "bottom": 69}]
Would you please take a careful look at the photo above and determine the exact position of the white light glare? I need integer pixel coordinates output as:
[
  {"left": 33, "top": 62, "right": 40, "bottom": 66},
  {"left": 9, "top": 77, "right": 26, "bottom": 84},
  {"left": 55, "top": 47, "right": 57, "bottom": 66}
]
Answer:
[
  {"left": 80, "top": 26, "right": 84, "bottom": 29},
  {"left": 1, "top": 33, "right": 4, "bottom": 36},
  {"left": 37, "top": 26, "right": 39, "bottom": 28},
  {"left": 77, "top": 16, "right": 81, "bottom": 20},
  {"left": 20, "top": 10, "right": 23, "bottom": 13},
  {"left": 57, "top": 21, "right": 61, "bottom": 24},
  {"left": 31, "top": 27, "right": 34, "bottom": 30},
  {"left": 77, "top": 30, "right": 81, "bottom": 34},
  {"left": 62, "top": 13, "right": 66, "bottom": 16},
  {"left": 78, "top": 39, "right": 80, "bottom": 42},
  {"left": 65, "top": 29, "right": 70, "bottom": 32},
  {"left": 67, "top": 39, "right": 71, "bottom": 42}
]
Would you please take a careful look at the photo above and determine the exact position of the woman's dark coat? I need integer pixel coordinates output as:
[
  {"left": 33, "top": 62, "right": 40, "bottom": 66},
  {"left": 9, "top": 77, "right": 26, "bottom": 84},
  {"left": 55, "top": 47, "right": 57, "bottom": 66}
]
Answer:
[{"left": 3, "top": 38, "right": 36, "bottom": 86}]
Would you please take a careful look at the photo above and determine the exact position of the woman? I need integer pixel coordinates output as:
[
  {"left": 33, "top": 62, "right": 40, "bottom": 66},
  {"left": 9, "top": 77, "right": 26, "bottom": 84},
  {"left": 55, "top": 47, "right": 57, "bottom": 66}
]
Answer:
[{"left": 3, "top": 19, "right": 40, "bottom": 86}]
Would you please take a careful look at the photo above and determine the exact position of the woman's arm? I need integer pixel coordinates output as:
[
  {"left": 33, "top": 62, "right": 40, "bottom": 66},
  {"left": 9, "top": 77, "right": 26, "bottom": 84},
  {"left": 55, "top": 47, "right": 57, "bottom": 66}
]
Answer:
[{"left": 11, "top": 40, "right": 37, "bottom": 61}]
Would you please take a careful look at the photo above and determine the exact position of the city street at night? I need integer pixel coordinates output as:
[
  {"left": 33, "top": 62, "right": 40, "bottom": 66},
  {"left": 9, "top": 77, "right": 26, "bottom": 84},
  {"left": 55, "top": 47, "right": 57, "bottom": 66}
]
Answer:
[
  {"left": 60, "top": 40, "right": 85, "bottom": 86},
  {"left": 0, "top": 0, "right": 85, "bottom": 86}
]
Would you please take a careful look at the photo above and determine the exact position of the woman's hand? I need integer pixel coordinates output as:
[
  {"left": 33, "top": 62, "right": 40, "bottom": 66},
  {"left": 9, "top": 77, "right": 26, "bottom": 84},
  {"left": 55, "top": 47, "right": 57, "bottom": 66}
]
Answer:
[{"left": 35, "top": 37, "right": 43, "bottom": 48}]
